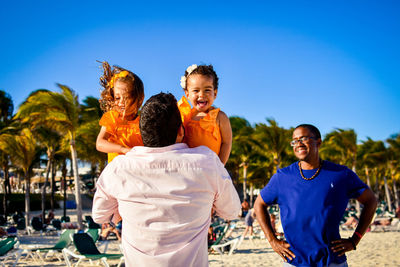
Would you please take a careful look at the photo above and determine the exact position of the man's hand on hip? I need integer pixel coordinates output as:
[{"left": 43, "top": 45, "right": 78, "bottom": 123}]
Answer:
[{"left": 270, "top": 238, "right": 296, "bottom": 262}]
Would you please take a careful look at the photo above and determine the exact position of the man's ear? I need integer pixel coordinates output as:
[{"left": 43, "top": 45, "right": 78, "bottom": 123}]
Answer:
[{"left": 176, "top": 125, "right": 185, "bottom": 143}]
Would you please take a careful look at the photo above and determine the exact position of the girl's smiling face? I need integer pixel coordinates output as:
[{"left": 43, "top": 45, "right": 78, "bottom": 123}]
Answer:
[{"left": 185, "top": 74, "right": 217, "bottom": 113}]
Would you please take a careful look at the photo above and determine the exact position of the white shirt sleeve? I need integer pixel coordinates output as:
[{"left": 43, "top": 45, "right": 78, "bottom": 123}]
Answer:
[
  {"left": 92, "top": 165, "right": 119, "bottom": 224},
  {"left": 212, "top": 157, "right": 241, "bottom": 220}
]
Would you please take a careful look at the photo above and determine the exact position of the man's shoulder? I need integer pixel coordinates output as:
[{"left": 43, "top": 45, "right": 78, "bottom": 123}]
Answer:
[
  {"left": 125, "top": 144, "right": 220, "bottom": 166},
  {"left": 276, "top": 162, "right": 298, "bottom": 176},
  {"left": 182, "top": 146, "right": 222, "bottom": 165},
  {"left": 189, "top": 145, "right": 218, "bottom": 156},
  {"left": 322, "top": 160, "right": 349, "bottom": 172}
]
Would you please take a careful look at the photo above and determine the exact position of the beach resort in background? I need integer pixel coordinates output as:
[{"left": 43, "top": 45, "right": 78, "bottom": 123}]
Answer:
[
  {"left": 1, "top": 1, "right": 400, "bottom": 266},
  {"left": 0, "top": 87, "right": 399, "bottom": 266}
]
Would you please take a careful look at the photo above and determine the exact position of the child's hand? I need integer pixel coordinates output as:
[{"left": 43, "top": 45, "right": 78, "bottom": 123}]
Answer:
[{"left": 121, "top": 147, "right": 131, "bottom": 154}]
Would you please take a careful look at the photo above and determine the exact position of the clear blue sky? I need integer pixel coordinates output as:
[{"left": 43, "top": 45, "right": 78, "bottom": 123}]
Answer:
[{"left": 1, "top": 1, "right": 399, "bottom": 142}]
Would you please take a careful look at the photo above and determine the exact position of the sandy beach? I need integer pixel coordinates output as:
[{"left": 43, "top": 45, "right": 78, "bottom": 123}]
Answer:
[
  {"left": 4, "top": 210, "right": 400, "bottom": 266},
  {"left": 208, "top": 221, "right": 400, "bottom": 267}
]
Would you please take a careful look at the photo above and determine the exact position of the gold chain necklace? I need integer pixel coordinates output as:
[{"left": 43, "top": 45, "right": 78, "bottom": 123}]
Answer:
[{"left": 298, "top": 160, "right": 323, "bottom": 181}]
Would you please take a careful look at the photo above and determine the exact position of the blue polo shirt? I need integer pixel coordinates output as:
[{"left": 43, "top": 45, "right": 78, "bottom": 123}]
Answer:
[{"left": 260, "top": 161, "right": 367, "bottom": 267}]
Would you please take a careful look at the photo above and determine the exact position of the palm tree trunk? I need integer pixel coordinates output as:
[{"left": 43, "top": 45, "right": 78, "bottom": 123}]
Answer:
[
  {"left": 352, "top": 164, "right": 361, "bottom": 214},
  {"left": 51, "top": 161, "right": 56, "bottom": 210},
  {"left": 62, "top": 159, "right": 67, "bottom": 219},
  {"left": 24, "top": 172, "right": 31, "bottom": 230},
  {"left": 2, "top": 183, "right": 7, "bottom": 220},
  {"left": 393, "top": 180, "right": 398, "bottom": 210},
  {"left": 41, "top": 157, "right": 51, "bottom": 226},
  {"left": 249, "top": 183, "right": 254, "bottom": 207},
  {"left": 90, "top": 163, "right": 96, "bottom": 190},
  {"left": 392, "top": 172, "right": 399, "bottom": 210},
  {"left": 70, "top": 139, "right": 83, "bottom": 229},
  {"left": 365, "top": 166, "right": 371, "bottom": 188},
  {"left": 2, "top": 163, "right": 10, "bottom": 220},
  {"left": 383, "top": 176, "right": 392, "bottom": 212},
  {"left": 374, "top": 168, "right": 379, "bottom": 198},
  {"left": 275, "top": 155, "right": 280, "bottom": 172},
  {"left": 242, "top": 163, "right": 248, "bottom": 201}
]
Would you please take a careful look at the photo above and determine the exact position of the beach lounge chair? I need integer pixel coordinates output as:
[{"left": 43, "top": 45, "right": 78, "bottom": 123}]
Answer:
[
  {"left": 211, "top": 237, "right": 240, "bottom": 256},
  {"left": 210, "top": 222, "right": 240, "bottom": 256},
  {"left": 27, "top": 217, "right": 46, "bottom": 235},
  {"left": 86, "top": 227, "right": 112, "bottom": 253},
  {"left": 61, "top": 216, "right": 71, "bottom": 223},
  {"left": 52, "top": 219, "right": 62, "bottom": 231},
  {"left": 85, "top": 228, "right": 109, "bottom": 252},
  {"left": 62, "top": 233, "right": 124, "bottom": 267},
  {"left": 0, "top": 237, "right": 22, "bottom": 267},
  {"left": 370, "top": 217, "right": 400, "bottom": 232},
  {"left": 86, "top": 228, "right": 101, "bottom": 242},
  {"left": 84, "top": 216, "right": 101, "bottom": 229},
  {"left": 24, "top": 229, "right": 76, "bottom": 263},
  {"left": 208, "top": 223, "right": 229, "bottom": 249}
]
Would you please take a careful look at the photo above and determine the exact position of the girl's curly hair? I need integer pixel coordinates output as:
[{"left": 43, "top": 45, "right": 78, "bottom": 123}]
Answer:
[
  {"left": 183, "top": 64, "right": 219, "bottom": 90},
  {"left": 99, "top": 61, "right": 144, "bottom": 115}
]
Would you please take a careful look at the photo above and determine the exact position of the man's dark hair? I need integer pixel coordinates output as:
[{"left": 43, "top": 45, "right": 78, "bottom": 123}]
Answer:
[
  {"left": 294, "top": 124, "right": 321, "bottom": 139},
  {"left": 139, "top": 92, "right": 182, "bottom": 147}
]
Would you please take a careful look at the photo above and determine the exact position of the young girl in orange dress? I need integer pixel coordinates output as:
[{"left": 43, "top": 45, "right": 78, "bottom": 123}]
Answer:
[
  {"left": 96, "top": 61, "right": 144, "bottom": 224},
  {"left": 178, "top": 64, "right": 232, "bottom": 165},
  {"left": 96, "top": 61, "right": 145, "bottom": 163}
]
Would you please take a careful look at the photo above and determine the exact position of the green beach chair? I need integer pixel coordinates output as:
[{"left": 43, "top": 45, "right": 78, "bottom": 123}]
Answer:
[
  {"left": 25, "top": 229, "right": 76, "bottom": 263},
  {"left": 208, "top": 223, "right": 229, "bottom": 249},
  {"left": 85, "top": 228, "right": 110, "bottom": 252},
  {"left": 62, "top": 233, "right": 124, "bottom": 267},
  {"left": 85, "top": 228, "right": 101, "bottom": 242},
  {"left": 0, "top": 237, "right": 22, "bottom": 267},
  {"left": 209, "top": 222, "right": 240, "bottom": 256}
]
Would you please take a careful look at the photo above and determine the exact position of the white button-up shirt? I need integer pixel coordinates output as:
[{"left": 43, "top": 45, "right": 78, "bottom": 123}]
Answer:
[{"left": 92, "top": 143, "right": 241, "bottom": 267}]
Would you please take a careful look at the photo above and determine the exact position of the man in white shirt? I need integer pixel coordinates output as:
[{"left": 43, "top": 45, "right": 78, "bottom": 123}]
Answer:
[{"left": 92, "top": 92, "right": 241, "bottom": 267}]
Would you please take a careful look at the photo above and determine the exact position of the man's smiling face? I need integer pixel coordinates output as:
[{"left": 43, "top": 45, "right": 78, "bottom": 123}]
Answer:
[{"left": 292, "top": 127, "right": 321, "bottom": 162}]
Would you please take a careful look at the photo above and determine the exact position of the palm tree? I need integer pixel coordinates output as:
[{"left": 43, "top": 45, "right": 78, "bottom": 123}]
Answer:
[
  {"left": 0, "top": 90, "right": 13, "bottom": 218},
  {"left": 0, "top": 136, "right": 12, "bottom": 218},
  {"left": 229, "top": 116, "right": 255, "bottom": 201},
  {"left": 0, "top": 128, "right": 37, "bottom": 229},
  {"left": 15, "top": 85, "right": 84, "bottom": 228},
  {"left": 387, "top": 134, "right": 400, "bottom": 210},
  {"left": 253, "top": 118, "right": 291, "bottom": 172},
  {"left": 0, "top": 90, "right": 13, "bottom": 127},
  {"left": 358, "top": 138, "right": 382, "bottom": 188},
  {"left": 32, "top": 126, "right": 61, "bottom": 223},
  {"left": 321, "top": 128, "right": 358, "bottom": 172},
  {"left": 365, "top": 141, "right": 390, "bottom": 210},
  {"left": 77, "top": 96, "right": 106, "bottom": 177},
  {"left": 245, "top": 153, "right": 274, "bottom": 206}
]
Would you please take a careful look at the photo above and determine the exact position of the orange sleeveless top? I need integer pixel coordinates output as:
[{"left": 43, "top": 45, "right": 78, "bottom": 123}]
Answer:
[
  {"left": 99, "top": 110, "right": 143, "bottom": 162},
  {"left": 178, "top": 96, "right": 222, "bottom": 154}
]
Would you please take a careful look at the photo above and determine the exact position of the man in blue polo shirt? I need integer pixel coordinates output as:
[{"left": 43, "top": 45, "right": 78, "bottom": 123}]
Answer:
[{"left": 254, "top": 124, "right": 377, "bottom": 267}]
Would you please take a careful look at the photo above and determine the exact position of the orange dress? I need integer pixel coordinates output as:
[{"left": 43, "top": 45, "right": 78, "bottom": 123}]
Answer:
[
  {"left": 99, "top": 110, "right": 143, "bottom": 162},
  {"left": 178, "top": 97, "right": 222, "bottom": 155}
]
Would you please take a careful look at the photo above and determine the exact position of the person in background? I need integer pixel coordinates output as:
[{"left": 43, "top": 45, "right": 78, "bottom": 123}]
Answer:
[{"left": 254, "top": 124, "right": 377, "bottom": 267}]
